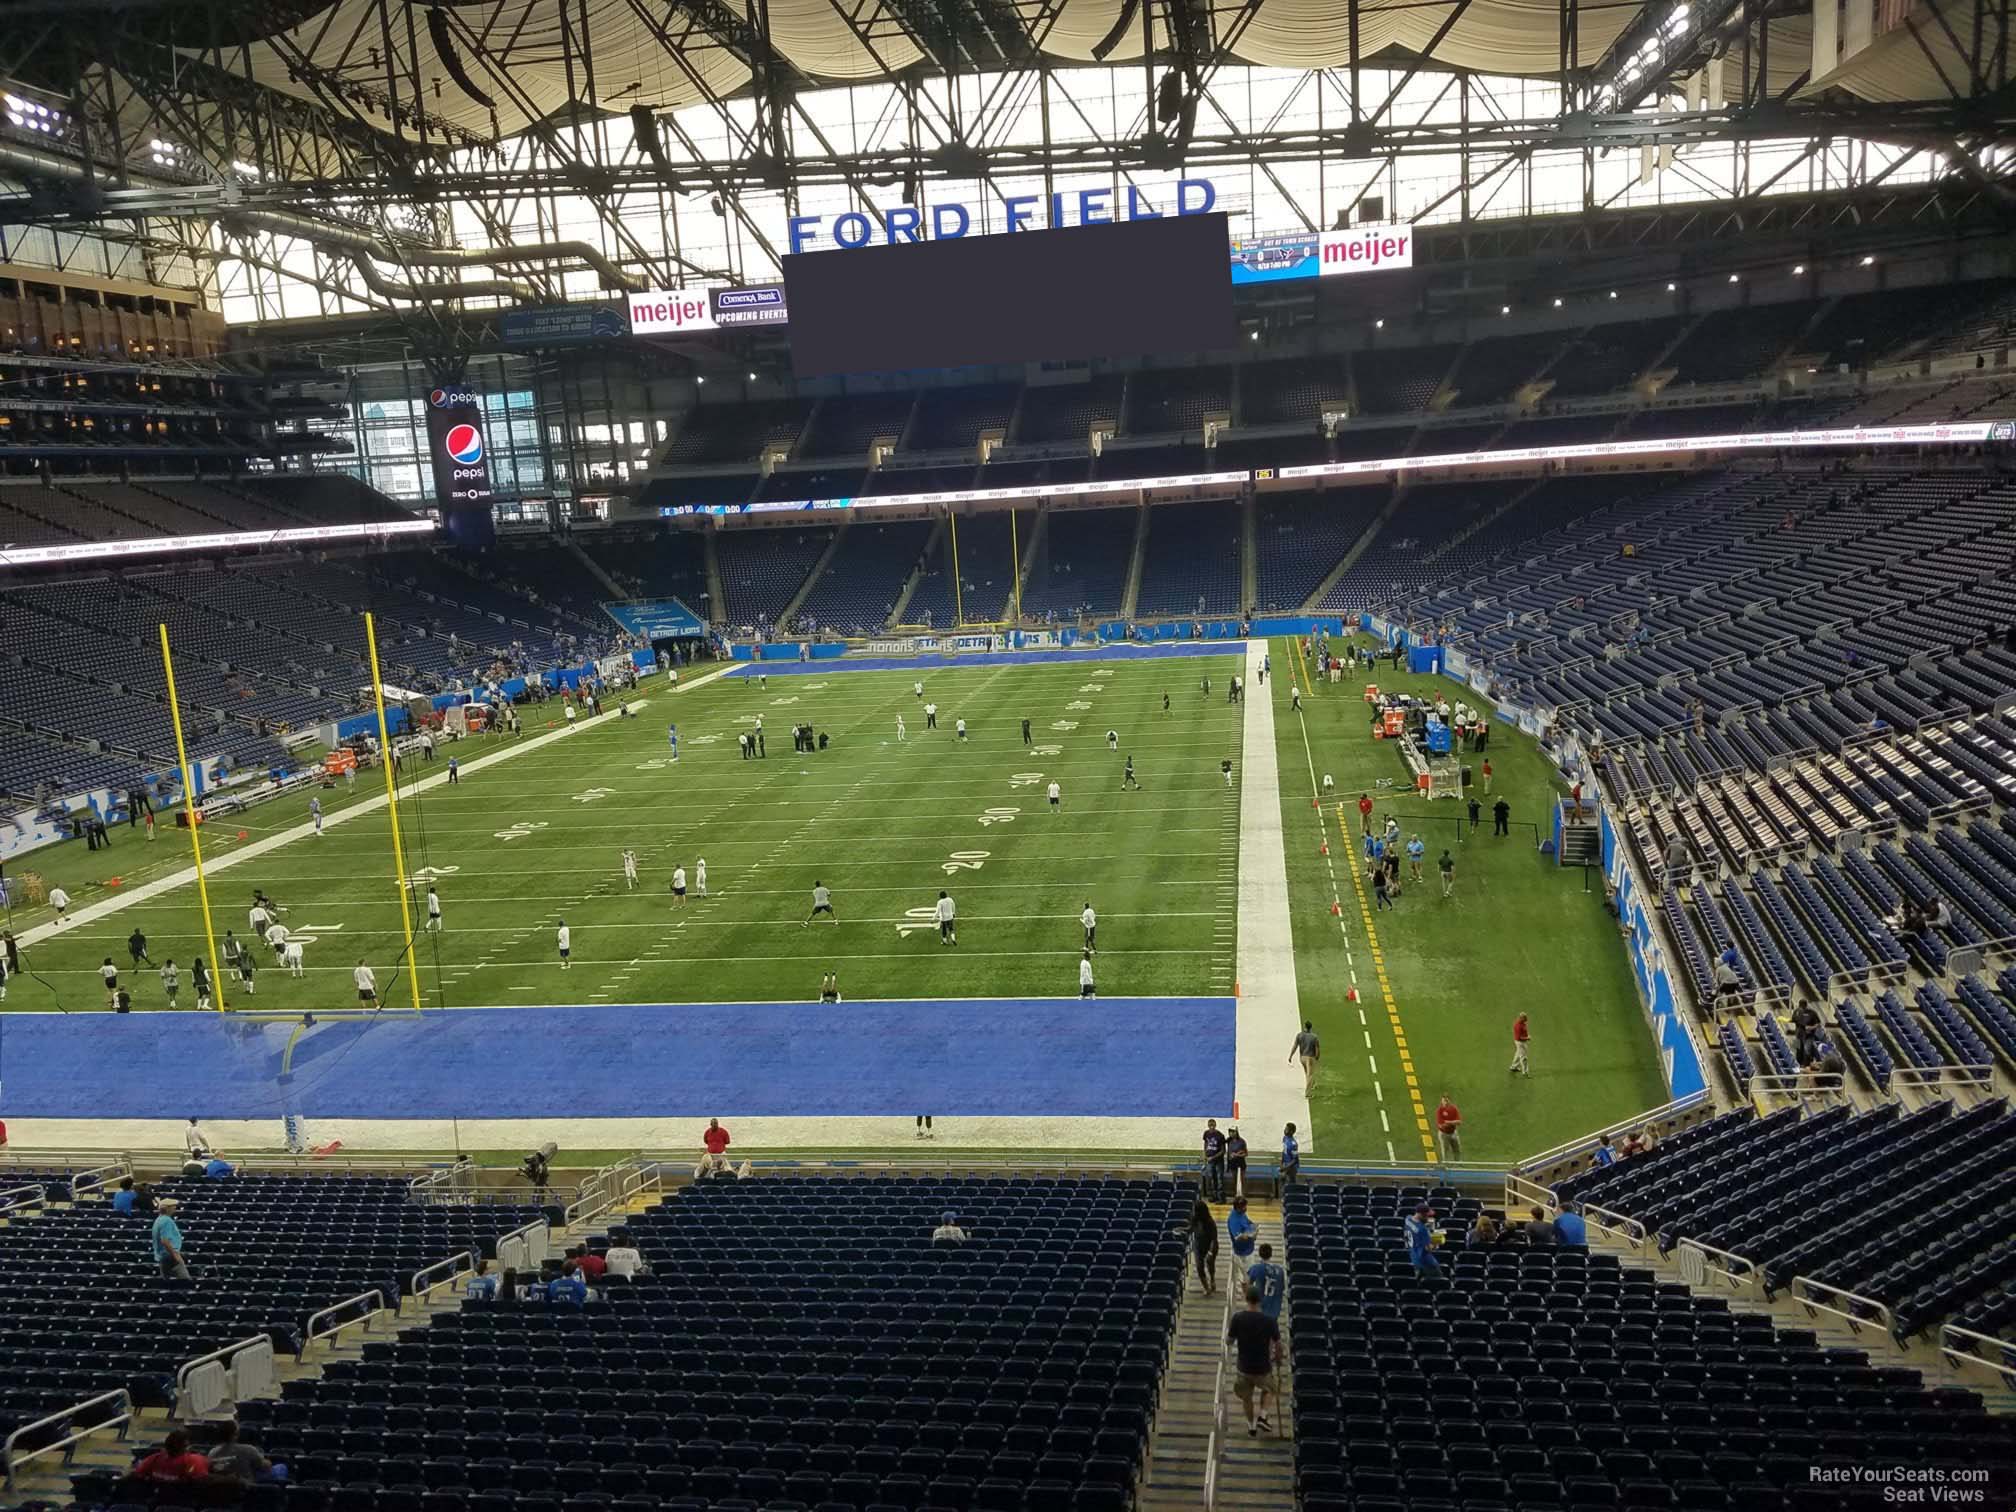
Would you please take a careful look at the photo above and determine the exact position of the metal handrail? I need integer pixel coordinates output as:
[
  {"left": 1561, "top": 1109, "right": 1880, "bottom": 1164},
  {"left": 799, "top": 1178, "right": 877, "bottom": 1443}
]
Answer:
[
  {"left": 301, "top": 1289, "right": 387, "bottom": 1360},
  {"left": 2, "top": 1388, "right": 132, "bottom": 1491},
  {"left": 1938, "top": 1320, "right": 2016, "bottom": 1385},
  {"left": 1675, "top": 1236, "right": 1763, "bottom": 1295},
  {"left": 411, "top": 1250, "right": 477, "bottom": 1303},
  {"left": 173, "top": 1334, "right": 273, "bottom": 1416},
  {"left": 1502, "top": 1174, "right": 1554, "bottom": 1212},
  {"left": 1513, "top": 1090, "right": 1714, "bottom": 1176},
  {"left": 1202, "top": 1432, "right": 1219, "bottom": 1512},
  {"left": 1579, "top": 1202, "right": 1648, "bottom": 1247},
  {"left": 1789, "top": 1274, "right": 1898, "bottom": 1341},
  {"left": 0, "top": 1183, "right": 51, "bottom": 1216},
  {"left": 68, "top": 1161, "right": 131, "bottom": 1198}
]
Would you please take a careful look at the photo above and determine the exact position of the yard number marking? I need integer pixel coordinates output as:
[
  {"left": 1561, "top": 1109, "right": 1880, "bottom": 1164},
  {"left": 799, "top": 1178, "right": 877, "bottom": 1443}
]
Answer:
[
  {"left": 572, "top": 787, "right": 617, "bottom": 803},
  {"left": 495, "top": 820, "right": 550, "bottom": 842},
  {"left": 977, "top": 807, "right": 1021, "bottom": 827},
  {"left": 1008, "top": 771, "right": 1045, "bottom": 789},
  {"left": 942, "top": 850, "right": 990, "bottom": 874}
]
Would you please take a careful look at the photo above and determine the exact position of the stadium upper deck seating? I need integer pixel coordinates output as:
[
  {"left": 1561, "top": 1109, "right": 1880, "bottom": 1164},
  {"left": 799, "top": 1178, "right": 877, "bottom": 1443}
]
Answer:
[
  {"left": 1286, "top": 1181, "right": 2016, "bottom": 1512},
  {"left": 660, "top": 399, "right": 813, "bottom": 465},
  {"left": 0, "top": 1174, "right": 544, "bottom": 1447},
  {"left": 1126, "top": 366, "right": 1231, "bottom": 435},
  {"left": 205, "top": 1174, "right": 1187, "bottom": 1512},
  {"left": 907, "top": 384, "right": 1020, "bottom": 452}
]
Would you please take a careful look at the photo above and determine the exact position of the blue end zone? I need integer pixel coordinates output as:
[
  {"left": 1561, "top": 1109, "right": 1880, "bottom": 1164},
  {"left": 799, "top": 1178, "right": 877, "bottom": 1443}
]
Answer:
[
  {"left": 727, "top": 641, "right": 1251, "bottom": 678},
  {"left": 0, "top": 998, "right": 1235, "bottom": 1121}
]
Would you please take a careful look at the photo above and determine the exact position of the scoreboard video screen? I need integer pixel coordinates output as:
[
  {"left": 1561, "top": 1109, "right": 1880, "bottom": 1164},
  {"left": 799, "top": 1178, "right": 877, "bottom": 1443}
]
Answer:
[{"left": 781, "top": 213, "right": 1235, "bottom": 378}]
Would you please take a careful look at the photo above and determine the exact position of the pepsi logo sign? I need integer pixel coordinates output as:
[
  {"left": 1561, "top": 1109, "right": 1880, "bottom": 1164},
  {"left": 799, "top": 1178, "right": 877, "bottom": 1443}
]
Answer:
[
  {"left": 428, "top": 387, "right": 481, "bottom": 409},
  {"left": 444, "top": 424, "right": 484, "bottom": 465}
]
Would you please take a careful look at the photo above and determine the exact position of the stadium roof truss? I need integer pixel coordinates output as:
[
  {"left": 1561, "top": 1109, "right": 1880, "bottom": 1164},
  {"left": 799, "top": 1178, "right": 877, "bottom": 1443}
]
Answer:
[{"left": 0, "top": 0, "right": 2011, "bottom": 342}]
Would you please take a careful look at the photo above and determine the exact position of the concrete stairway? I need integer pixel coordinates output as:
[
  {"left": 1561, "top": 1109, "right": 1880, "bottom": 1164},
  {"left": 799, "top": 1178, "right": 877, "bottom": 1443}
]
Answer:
[{"left": 1139, "top": 1196, "right": 1295, "bottom": 1512}]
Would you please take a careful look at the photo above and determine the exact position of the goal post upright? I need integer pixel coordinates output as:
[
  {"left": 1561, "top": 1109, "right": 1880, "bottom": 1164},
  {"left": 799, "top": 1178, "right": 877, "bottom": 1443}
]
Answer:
[
  {"left": 156, "top": 623, "right": 228, "bottom": 1010},
  {"left": 363, "top": 610, "right": 427, "bottom": 1014}
]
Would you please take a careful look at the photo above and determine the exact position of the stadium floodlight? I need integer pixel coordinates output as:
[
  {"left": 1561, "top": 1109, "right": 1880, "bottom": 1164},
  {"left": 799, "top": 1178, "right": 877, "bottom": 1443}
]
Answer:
[
  {"left": 1089, "top": 0, "right": 1142, "bottom": 60},
  {"left": 1552, "top": 297, "right": 1563, "bottom": 308},
  {"left": 747, "top": 371, "right": 757, "bottom": 381},
  {"left": 1861, "top": 255, "right": 1876, "bottom": 266},
  {"left": 1374, "top": 319, "right": 1384, "bottom": 329},
  {"left": 1500, "top": 305, "right": 1510, "bottom": 315},
  {"left": 1728, "top": 272, "right": 1740, "bottom": 282},
  {"left": 1793, "top": 264, "right": 1806, "bottom": 274},
  {"left": 1661, "top": 284, "right": 1672, "bottom": 292}
]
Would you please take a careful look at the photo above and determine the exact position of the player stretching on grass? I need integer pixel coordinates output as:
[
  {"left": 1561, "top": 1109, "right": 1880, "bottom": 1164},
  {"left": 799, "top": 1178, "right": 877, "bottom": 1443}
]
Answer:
[{"left": 805, "top": 881, "right": 837, "bottom": 926}]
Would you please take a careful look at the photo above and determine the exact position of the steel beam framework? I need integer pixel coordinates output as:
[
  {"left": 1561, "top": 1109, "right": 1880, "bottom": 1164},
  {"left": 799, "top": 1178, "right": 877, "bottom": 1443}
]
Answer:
[{"left": 1, "top": 0, "right": 2013, "bottom": 351}]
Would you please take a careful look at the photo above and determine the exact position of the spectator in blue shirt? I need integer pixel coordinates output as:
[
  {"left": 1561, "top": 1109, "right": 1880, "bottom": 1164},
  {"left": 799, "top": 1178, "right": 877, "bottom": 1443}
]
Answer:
[
  {"left": 1553, "top": 1206, "right": 1588, "bottom": 1247},
  {"left": 111, "top": 1177, "right": 138, "bottom": 1214},
  {"left": 203, "top": 1157, "right": 235, "bottom": 1180},
  {"left": 1280, "top": 1124, "right": 1300, "bottom": 1185},
  {"left": 1592, "top": 1133, "right": 1617, "bottom": 1169},
  {"left": 151, "top": 1198, "right": 190, "bottom": 1280},
  {"left": 1226, "top": 1197, "right": 1258, "bottom": 1270},
  {"left": 1404, "top": 1203, "right": 1441, "bottom": 1275},
  {"left": 1246, "top": 1242, "right": 1286, "bottom": 1320},
  {"left": 464, "top": 1260, "right": 500, "bottom": 1301},
  {"left": 544, "top": 1263, "right": 588, "bottom": 1306}
]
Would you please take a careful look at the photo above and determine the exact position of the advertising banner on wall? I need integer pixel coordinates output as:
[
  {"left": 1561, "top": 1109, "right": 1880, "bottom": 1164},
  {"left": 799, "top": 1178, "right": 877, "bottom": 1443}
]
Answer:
[
  {"left": 627, "top": 289, "right": 718, "bottom": 336},
  {"left": 1229, "top": 231, "right": 1318, "bottom": 285},
  {"left": 424, "top": 386, "right": 495, "bottom": 507},
  {"left": 499, "top": 304, "right": 627, "bottom": 348},
  {"left": 1317, "top": 224, "right": 1415, "bottom": 277},
  {"left": 712, "top": 284, "right": 788, "bottom": 327}
]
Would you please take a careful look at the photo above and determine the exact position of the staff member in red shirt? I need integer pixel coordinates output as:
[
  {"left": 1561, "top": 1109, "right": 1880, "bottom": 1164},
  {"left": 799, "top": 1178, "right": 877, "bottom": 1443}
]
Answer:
[
  {"left": 570, "top": 1245, "right": 607, "bottom": 1281},
  {"left": 1357, "top": 794, "right": 1374, "bottom": 834},
  {"left": 1510, "top": 1013, "right": 1531, "bottom": 1075},
  {"left": 701, "top": 1118, "right": 732, "bottom": 1175},
  {"left": 1435, "top": 1096, "right": 1463, "bottom": 1161}
]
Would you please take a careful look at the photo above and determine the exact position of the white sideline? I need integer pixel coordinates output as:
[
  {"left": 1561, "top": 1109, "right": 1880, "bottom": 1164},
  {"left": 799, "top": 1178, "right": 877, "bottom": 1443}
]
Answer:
[
  {"left": 1234, "top": 640, "right": 1314, "bottom": 1148},
  {"left": 15, "top": 666, "right": 730, "bottom": 953}
]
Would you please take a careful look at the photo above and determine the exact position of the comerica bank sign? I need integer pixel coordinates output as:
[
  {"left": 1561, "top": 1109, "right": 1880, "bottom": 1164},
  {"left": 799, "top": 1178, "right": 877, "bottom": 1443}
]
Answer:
[{"left": 787, "top": 177, "right": 1222, "bottom": 255}]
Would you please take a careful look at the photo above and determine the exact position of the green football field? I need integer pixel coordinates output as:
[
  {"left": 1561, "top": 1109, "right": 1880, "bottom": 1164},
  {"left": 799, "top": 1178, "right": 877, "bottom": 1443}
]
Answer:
[
  {"left": 5, "top": 641, "right": 1669, "bottom": 1160},
  {"left": 1270, "top": 633, "right": 1670, "bottom": 1164}
]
